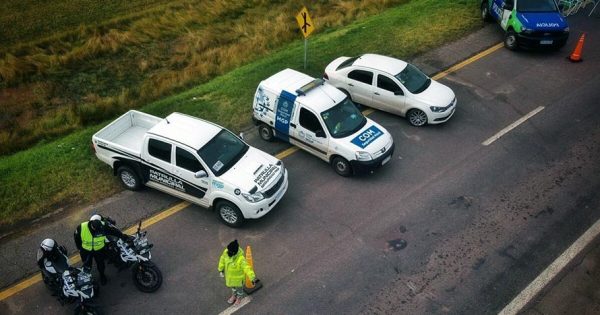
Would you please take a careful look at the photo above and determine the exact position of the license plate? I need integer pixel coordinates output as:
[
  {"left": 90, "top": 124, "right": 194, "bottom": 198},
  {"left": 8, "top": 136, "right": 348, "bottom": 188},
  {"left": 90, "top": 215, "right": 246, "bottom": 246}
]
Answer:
[
  {"left": 540, "top": 40, "right": 553, "bottom": 45},
  {"left": 381, "top": 155, "right": 391, "bottom": 166}
]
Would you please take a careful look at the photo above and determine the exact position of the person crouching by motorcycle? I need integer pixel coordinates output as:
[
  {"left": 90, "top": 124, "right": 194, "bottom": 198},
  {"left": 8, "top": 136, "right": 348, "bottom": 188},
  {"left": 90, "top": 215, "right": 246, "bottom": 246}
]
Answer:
[
  {"left": 218, "top": 240, "right": 258, "bottom": 306},
  {"left": 74, "top": 214, "right": 129, "bottom": 285},
  {"left": 37, "top": 238, "right": 69, "bottom": 289}
]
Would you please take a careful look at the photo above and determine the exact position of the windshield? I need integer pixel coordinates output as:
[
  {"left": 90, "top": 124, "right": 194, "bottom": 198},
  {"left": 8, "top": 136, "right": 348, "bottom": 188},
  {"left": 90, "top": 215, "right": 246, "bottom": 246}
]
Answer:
[
  {"left": 197, "top": 130, "right": 249, "bottom": 176},
  {"left": 395, "top": 64, "right": 431, "bottom": 94},
  {"left": 517, "top": 0, "right": 558, "bottom": 12},
  {"left": 321, "top": 98, "right": 366, "bottom": 138}
]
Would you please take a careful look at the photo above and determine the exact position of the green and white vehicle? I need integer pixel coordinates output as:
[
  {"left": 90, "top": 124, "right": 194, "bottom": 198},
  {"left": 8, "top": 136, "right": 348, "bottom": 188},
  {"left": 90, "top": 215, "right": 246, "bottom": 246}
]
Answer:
[{"left": 481, "top": 0, "right": 569, "bottom": 50}]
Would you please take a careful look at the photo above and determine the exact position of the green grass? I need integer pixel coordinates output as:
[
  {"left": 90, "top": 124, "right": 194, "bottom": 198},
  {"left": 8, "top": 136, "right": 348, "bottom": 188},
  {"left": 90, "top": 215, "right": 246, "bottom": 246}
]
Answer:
[
  {"left": 0, "top": 0, "right": 407, "bottom": 156},
  {"left": 0, "top": 0, "right": 173, "bottom": 46},
  {"left": 0, "top": 0, "right": 480, "bottom": 229}
]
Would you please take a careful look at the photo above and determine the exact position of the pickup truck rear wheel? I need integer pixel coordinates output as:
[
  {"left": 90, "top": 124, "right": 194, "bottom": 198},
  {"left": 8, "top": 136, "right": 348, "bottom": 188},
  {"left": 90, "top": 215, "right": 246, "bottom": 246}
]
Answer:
[
  {"left": 216, "top": 200, "right": 245, "bottom": 228},
  {"left": 258, "top": 124, "right": 274, "bottom": 142},
  {"left": 117, "top": 166, "right": 142, "bottom": 191},
  {"left": 332, "top": 156, "right": 352, "bottom": 177}
]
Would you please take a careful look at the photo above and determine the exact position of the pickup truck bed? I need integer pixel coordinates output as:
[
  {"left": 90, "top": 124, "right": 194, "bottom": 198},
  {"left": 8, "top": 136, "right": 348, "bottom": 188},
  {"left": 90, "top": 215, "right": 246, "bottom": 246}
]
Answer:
[{"left": 94, "top": 110, "right": 161, "bottom": 157}]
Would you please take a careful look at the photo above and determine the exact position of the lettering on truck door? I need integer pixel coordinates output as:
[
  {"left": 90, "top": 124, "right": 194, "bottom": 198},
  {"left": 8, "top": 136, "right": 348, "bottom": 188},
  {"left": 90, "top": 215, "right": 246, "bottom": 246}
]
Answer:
[
  {"left": 291, "top": 107, "right": 329, "bottom": 159},
  {"left": 274, "top": 90, "right": 297, "bottom": 142},
  {"left": 172, "top": 146, "right": 210, "bottom": 205},
  {"left": 144, "top": 138, "right": 181, "bottom": 189}
]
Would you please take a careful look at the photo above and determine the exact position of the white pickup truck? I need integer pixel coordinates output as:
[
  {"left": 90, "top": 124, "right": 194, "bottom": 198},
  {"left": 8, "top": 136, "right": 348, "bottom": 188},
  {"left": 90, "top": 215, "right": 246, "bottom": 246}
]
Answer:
[{"left": 92, "top": 110, "right": 288, "bottom": 227}]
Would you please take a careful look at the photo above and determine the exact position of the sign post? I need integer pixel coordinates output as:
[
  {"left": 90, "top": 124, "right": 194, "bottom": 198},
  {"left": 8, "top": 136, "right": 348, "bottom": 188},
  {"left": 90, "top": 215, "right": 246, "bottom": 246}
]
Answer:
[{"left": 295, "top": 6, "right": 314, "bottom": 69}]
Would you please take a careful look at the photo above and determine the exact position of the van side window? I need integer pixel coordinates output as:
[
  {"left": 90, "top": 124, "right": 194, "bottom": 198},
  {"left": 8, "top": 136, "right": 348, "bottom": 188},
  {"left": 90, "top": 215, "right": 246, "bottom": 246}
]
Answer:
[
  {"left": 299, "top": 108, "right": 323, "bottom": 133},
  {"left": 377, "top": 75, "right": 402, "bottom": 94},
  {"left": 348, "top": 70, "right": 373, "bottom": 85},
  {"left": 176, "top": 147, "right": 203, "bottom": 172},
  {"left": 148, "top": 139, "right": 172, "bottom": 162}
]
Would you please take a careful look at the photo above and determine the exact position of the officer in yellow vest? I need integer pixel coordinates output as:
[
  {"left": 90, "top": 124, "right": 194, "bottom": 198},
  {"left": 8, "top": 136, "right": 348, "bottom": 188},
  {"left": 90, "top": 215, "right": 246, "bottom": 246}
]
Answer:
[
  {"left": 218, "top": 240, "right": 258, "bottom": 306},
  {"left": 74, "top": 214, "right": 128, "bottom": 285}
]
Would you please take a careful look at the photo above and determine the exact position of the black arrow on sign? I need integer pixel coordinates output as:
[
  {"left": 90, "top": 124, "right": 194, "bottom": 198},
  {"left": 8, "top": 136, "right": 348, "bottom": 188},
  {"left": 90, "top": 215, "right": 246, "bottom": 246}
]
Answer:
[{"left": 302, "top": 12, "right": 311, "bottom": 34}]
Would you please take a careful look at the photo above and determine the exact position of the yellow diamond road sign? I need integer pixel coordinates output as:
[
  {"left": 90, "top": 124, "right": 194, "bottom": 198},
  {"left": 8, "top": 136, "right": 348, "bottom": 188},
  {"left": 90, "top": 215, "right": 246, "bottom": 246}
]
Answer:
[{"left": 296, "top": 7, "right": 314, "bottom": 38}]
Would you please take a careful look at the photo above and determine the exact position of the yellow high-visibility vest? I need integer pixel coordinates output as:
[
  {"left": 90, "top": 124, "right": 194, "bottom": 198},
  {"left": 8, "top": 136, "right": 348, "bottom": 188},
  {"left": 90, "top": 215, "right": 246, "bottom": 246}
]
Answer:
[{"left": 80, "top": 221, "right": 106, "bottom": 251}]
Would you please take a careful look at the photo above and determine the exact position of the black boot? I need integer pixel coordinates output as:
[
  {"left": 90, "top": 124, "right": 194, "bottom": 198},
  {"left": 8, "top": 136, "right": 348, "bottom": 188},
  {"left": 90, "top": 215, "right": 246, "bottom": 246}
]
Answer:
[{"left": 100, "top": 274, "right": 107, "bottom": 285}]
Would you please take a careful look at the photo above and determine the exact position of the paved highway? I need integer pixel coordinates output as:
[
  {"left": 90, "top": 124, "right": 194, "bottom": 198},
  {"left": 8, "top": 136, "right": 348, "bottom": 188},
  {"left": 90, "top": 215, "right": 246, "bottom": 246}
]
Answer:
[{"left": 1, "top": 12, "right": 599, "bottom": 315}]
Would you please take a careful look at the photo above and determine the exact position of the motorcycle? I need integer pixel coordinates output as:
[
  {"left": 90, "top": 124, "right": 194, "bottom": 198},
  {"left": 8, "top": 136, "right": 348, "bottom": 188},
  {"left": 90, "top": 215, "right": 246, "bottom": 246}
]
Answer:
[
  {"left": 37, "top": 246, "right": 101, "bottom": 315},
  {"left": 105, "top": 219, "right": 163, "bottom": 293}
]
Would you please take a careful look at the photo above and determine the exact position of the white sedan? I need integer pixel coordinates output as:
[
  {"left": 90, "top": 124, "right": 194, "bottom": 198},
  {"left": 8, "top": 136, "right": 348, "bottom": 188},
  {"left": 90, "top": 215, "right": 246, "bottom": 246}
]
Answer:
[{"left": 324, "top": 54, "right": 456, "bottom": 127}]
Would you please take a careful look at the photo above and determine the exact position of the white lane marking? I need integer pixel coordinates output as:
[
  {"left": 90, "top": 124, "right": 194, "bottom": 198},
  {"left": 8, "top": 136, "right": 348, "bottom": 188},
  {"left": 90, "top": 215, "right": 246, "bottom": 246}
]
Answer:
[
  {"left": 498, "top": 218, "right": 600, "bottom": 315},
  {"left": 482, "top": 106, "right": 545, "bottom": 146},
  {"left": 218, "top": 296, "right": 252, "bottom": 315}
]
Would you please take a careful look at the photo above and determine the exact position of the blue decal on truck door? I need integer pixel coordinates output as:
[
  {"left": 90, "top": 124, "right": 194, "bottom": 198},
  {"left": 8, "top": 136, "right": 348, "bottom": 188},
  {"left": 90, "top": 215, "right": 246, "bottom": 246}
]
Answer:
[
  {"left": 351, "top": 125, "right": 384, "bottom": 149},
  {"left": 274, "top": 90, "right": 297, "bottom": 142}
]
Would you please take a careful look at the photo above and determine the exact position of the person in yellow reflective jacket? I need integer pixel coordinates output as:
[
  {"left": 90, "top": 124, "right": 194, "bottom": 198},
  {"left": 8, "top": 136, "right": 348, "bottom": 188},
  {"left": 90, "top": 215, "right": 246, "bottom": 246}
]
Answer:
[
  {"left": 218, "top": 240, "right": 258, "bottom": 306},
  {"left": 74, "top": 214, "right": 128, "bottom": 285}
]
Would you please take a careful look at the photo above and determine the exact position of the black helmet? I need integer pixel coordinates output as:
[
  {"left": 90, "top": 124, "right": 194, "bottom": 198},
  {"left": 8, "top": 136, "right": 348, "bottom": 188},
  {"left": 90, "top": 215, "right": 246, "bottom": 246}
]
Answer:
[{"left": 89, "top": 219, "right": 103, "bottom": 232}]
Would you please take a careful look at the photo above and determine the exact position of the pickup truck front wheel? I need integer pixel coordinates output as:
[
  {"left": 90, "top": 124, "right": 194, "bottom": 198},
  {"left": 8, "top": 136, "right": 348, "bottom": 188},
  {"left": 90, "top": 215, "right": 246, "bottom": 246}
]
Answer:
[
  {"left": 216, "top": 200, "right": 245, "bottom": 228},
  {"left": 117, "top": 166, "right": 142, "bottom": 191}
]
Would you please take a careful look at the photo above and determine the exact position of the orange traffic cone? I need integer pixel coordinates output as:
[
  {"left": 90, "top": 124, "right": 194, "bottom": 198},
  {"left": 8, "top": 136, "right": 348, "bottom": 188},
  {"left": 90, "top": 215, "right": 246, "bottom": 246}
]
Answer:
[
  {"left": 243, "top": 245, "right": 262, "bottom": 294},
  {"left": 568, "top": 33, "right": 586, "bottom": 62}
]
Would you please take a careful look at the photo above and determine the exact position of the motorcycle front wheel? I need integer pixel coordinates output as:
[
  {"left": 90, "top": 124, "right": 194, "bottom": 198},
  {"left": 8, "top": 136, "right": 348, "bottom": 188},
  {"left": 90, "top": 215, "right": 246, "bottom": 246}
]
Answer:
[{"left": 132, "top": 261, "right": 162, "bottom": 293}]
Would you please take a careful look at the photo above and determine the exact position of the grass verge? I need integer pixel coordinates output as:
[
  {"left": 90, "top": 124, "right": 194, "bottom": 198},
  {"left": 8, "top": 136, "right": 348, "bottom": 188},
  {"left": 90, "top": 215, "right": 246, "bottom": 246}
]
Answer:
[{"left": 0, "top": 0, "right": 480, "bottom": 229}]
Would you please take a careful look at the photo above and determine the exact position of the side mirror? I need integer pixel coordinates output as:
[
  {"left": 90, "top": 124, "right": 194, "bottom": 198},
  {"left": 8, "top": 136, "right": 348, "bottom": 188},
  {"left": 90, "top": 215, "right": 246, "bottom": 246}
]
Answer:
[
  {"left": 194, "top": 170, "right": 208, "bottom": 178},
  {"left": 238, "top": 132, "right": 244, "bottom": 140},
  {"left": 394, "top": 90, "right": 404, "bottom": 95},
  {"left": 315, "top": 130, "right": 326, "bottom": 138}
]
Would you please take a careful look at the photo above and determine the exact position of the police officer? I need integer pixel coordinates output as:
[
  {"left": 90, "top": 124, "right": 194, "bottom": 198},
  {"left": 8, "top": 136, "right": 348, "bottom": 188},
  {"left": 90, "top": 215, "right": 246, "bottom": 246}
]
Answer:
[
  {"left": 217, "top": 240, "right": 258, "bottom": 306},
  {"left": 74, "top": 214, "right": 128, "bottom": 285}
]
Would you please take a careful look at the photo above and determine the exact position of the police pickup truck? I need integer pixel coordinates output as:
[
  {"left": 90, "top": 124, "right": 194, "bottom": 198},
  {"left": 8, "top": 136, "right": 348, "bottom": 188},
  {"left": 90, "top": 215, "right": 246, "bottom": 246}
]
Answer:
[
  {"left": 253, "top": 68, "right": 394, "bottom": 177},
  {"left": 481, "top": 0, "right": 569, "bottom": 50},
  {"left": 92, "top": 110, "right": 288, "bottom": 227}
]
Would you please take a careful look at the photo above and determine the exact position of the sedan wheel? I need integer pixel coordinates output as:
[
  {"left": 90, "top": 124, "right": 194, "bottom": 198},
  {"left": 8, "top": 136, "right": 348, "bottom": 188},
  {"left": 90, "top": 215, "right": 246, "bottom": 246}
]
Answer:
[{"left": 407, "top": 109, "right": 428, "bottom": 127}]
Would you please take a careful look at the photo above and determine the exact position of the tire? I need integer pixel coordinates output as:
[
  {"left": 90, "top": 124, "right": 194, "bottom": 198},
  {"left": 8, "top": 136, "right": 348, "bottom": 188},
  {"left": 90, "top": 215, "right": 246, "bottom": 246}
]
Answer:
[
  {"left": 481, "top": 1, "right": 492, "bottom": 22},
  {"left": 407, "top": 109, "right": 428, "bottom": 127},
  {"left": 117, "top": 166, "right": 142, "bottom": 191},
  {"left": 132, "top": 262, "right": 163, "bottom": 293},
  {"left": 258, "top": 124, "right": 274, "bottom": 142},
  {"left": 331, "top": 156, "right": 352, "bottom": 177},
  {"left": 504, "top": 30, "right": 518, "bottom": 50},
  {"left": 216, "top": 200, "right": 245, "bottom": 228}
]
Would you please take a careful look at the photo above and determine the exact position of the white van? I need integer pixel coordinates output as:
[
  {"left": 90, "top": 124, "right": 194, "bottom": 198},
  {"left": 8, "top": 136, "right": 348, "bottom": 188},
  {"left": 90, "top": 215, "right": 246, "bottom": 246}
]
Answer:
[{"left": 253, "top": 68, "right": 394, "bottom": 176}]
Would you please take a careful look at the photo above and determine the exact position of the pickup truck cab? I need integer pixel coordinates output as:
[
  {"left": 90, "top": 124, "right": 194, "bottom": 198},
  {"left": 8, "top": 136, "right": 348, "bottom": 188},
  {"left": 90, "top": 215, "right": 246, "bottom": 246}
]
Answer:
[
  {"left": 481, "top": 0, "right": 569, "bottom": 50},
  {"left": 92, "top": 110, "right": 288, "bottom": 227},
  {"left": 253, "top": 68, "right": 394, "bottom": 177}
]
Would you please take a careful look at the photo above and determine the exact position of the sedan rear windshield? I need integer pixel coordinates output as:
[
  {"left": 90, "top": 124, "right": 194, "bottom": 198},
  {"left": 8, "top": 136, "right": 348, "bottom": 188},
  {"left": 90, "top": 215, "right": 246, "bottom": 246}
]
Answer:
[
  {"left": 197, "top": 130, "right": 248, "bottom": 176},
  {"left": 518, "top": 0, "right": 558, "bottom": 12},
  {"left": 336, "top": 56, "right": 360, "bottom": 71}
]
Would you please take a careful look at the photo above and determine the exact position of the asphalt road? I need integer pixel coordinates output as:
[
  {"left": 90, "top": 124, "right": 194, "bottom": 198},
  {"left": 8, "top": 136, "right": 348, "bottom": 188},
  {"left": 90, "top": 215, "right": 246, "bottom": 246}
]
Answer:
[{"left": 1, "top": 11, "right": 599, "bottom": 315}]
